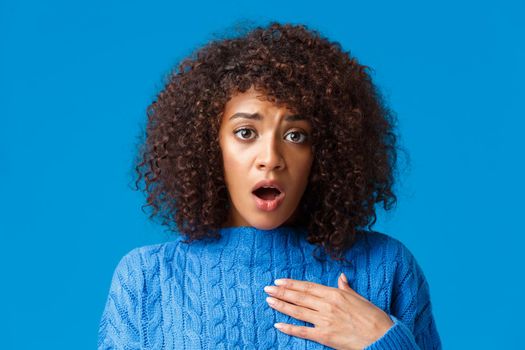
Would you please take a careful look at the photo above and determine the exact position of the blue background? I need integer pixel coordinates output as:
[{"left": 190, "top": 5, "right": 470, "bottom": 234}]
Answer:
[{"left": 1, "top": 0, "right": 523, "bottom": 348}]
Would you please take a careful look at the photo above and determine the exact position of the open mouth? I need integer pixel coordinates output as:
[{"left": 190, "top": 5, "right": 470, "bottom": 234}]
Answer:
[
  {"left": 252, "top": 187, "right": 282, "bottom": 200},
  {"left": 251, "top": 184, "right": 286, "bottom": 211}
]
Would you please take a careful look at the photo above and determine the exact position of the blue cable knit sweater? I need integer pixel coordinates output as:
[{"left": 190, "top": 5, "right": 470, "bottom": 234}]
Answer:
[{"left": 98, "top": 226, "right": 441, "bottom": 349}]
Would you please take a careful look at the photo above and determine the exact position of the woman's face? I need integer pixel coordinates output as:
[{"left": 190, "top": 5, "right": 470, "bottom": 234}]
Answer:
[{"left": 218, "top": 87, "right": 314, "bottom": 230}]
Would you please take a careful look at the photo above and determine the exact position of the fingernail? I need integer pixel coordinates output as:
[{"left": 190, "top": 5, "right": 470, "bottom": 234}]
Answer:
[
  {"left": 266, "top": 296, "right": 277, "bottom": 305},
  {"left": 264, "top": 286, "right": 277, "bottom": 294},
  {"left": 274, "top": 279, "right": 286, "bottom": 286},
  {"left": 274, "top": 323, "right": 283, "bottom": 329},
  {"left": 340, "top": 272, "right": 348, "bottom": 284}
]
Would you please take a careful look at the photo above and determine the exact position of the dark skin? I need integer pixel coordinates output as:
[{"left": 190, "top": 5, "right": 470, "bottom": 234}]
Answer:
[
  {"left": 218, "top": 87, "right": 313, "bottom": 230},
  {"left": 219, "top": 87, "right": 394, "bottom": 349}
]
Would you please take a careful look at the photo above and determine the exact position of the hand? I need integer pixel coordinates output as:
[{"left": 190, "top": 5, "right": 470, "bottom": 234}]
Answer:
[{"left": 263, "top": 273, "right": 394, "bottom": 350}]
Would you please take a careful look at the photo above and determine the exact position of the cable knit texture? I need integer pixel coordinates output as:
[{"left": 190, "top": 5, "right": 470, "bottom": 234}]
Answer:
[{"left": 98, "top": 226, "right": 442, "bottom": 349}]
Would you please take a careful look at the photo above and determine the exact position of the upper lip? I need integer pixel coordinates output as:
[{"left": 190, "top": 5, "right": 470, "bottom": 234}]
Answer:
[{"left": 252, "top": 179, "right": 285, "bottom": 194}]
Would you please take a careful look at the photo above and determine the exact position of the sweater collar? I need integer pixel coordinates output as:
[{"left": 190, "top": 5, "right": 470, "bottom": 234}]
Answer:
[
  {"left": 218, "top": 224, "right": 306, "bottom": 239},
  {"left": 199, "top": 225, "right": 318, "bottom": 267}
]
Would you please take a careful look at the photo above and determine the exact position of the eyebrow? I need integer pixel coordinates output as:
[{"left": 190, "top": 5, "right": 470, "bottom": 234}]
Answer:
[{"left": 228, "top": 112, "right": 307, "bottom": 122}]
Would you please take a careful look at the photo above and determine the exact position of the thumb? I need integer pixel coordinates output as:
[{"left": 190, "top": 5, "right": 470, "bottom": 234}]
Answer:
[
  {"left": 338, "top": 273, "right": 370, "bottom": 303},
  {"left": 338, "top": 272, "right": 352, "bottom": 291}
]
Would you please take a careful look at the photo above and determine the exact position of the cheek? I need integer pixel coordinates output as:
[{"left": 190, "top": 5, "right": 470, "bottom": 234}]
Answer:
[
  {"left": 220, "top": 143, "right": 245, "bottom": 183},
  {"left": 222, "top": 156, "right": 237, "bottom": 182},
  {"left": 294, "top": 152, "right": 314, "bottom": 181},
  {"left": 294, "top": 162, "right": 313, "bottom": 196}
]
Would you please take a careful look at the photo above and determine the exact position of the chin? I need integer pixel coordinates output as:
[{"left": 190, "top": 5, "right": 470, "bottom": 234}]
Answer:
[
  {"left": 249, "top": 221, "right": 282, "bottom": 231},
  {"left": 248, "top": 214, "right": 293, "bottom": 231}
]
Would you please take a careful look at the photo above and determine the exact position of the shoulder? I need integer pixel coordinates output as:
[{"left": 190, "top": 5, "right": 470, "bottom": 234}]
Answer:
[
  {"left": 112, "top": 237, "right": 186, "bottom": 280},
  {"left": 362, "top": 231, "right": 432, "bottom": 304},
  {"left": 354, "top": 231, "right": 428, "bottom": 294},
  {"left": 355, "top": 231, "right": 417, "bottom": 268}
]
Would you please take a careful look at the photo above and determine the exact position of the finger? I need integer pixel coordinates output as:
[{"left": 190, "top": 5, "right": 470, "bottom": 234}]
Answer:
[
  {"left": 337, "top": 272, "right": 355, "bottom": 293},
  {"left": 274, "top": 278, "right": 333, "bottom": 299},
  {"left": 337, "top": 273, "right": 369, "bottom": 303},
  {"left": 337, "top": 273, "right": 352, "bottom": 291},
  {"left": 266, "top": 296, "right": 320, "bottom": 325},
  {"left": 264, "top": 285, "right": 327, "bottom": 312},
  {"left": 274, "top": 322, "right": 320, "bottom": 342}
]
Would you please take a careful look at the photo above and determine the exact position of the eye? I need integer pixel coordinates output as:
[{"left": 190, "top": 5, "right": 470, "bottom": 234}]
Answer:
[
  {"left": 285, "top": 130, "right": 308, "bottom": 144},
  {"left": 234, "top": 128, "right": 256, "bottom": 140}
]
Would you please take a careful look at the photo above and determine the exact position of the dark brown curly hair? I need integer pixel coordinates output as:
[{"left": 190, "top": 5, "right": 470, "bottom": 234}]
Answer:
[{"left": 132, "top": 21, "right": 402, "bottom": 263}]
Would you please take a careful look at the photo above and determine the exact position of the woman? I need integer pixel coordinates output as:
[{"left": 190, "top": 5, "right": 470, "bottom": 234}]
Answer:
[{"left": 98, "top": 22, "right": 442, "bottom": 349}]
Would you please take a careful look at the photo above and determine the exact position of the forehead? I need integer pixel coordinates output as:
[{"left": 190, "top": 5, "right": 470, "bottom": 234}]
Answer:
[{"left": 222, "top": 88, "right": 296, "bottom": 120}]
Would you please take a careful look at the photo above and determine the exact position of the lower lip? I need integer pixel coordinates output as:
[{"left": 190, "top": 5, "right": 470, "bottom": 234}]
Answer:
[{"left": 253, "top": 192, "right": 285, "bottom": 212}]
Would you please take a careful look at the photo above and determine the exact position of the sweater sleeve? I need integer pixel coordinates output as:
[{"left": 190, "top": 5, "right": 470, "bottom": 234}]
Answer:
[
  {"left": 97, "top": 248, "right": 143, "bottom": 350},
  {"left": 364, "top": 241, "right": 442, "bottom": 350}
]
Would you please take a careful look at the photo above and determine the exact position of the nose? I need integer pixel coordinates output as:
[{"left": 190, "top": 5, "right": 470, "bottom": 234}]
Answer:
[{"left": 256, "top": 134, "right": 285, "bottom": 171}]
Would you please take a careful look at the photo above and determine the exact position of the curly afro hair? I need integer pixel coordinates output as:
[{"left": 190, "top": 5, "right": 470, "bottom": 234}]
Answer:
[{"left": 133, "top": 21, "right": 402, "bottom": 263}]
